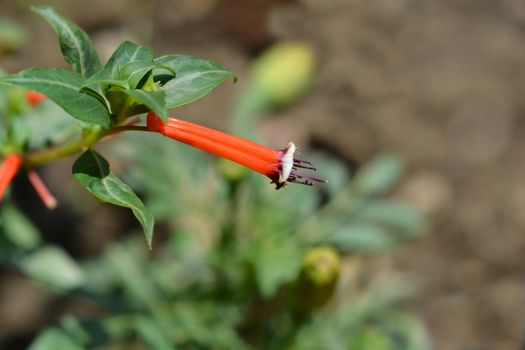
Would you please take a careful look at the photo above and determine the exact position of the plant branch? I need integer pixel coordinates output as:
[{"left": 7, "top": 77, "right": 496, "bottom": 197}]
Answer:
[
  {"left": 25, "top": 125, "right": 153, "bottom": 168},
  {"left": 104, "top": 125, "right": 153, "bottom": 137}
]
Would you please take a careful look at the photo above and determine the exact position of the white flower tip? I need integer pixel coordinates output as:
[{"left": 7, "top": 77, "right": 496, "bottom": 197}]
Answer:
[{"left": 278, "top": 142, "right": 296, "bottom": 184}]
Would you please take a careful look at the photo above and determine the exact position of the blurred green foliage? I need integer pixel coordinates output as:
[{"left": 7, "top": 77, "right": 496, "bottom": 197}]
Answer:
[
  {"left": 0, "top": 131, "right": 430, "bottom": 349},
  {"left": 0, "top": 19, "right": 26, "bottom": 54}
]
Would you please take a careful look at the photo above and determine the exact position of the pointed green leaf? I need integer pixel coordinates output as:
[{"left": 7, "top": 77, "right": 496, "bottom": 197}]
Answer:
[
  {"left": 82, "top": 67, "right": 130, "bottom": 90},
  {"left": 26, "top": 100, "right": 82, "bottom": 149},
  {"left": 326, "top": 222, "right": 396, "bottom": 252},
  {"left": 80, "top": 68, "right": 129, "bottom": 114},
  {"left": 119, "top": 61, "right": 175, "bottom": 89},
  {"left": 155, "top": 54, "right": 234, "bottom": 108},
  {"left": 72, "top": 150, "right": 154, "bottom": 247},
  {"left": 105, "top": 40, "right": 153, "bottom": 71},
  {"left": 20, "top": 245, "right": 85, "bottom": 291},
  {"left": 248, "top": 232, "right": 303, "bottom": 297},
  {"left": 119, "top": 61, "right": 153, "bottom": 88},
  {"left": 1, "top": 68, "right": 110, "bottom": 127},
  {"left": 105, "top": 243, "right": 157, "bottom": 307},
  {"left": 78, "top": 86, "right": 112, "bottom": 115},
  {"left": 358, "top": 200, "right": 427, "bottom": 236},
  {"left": 123, "top": 89, "right": 167, "bottom": 120},
  {"left": 353, "top": 153, "right": 403, "bottom": 196},
  {"left": 1, "top": 204, "right": 41, "bottom": 249},
  {"left": 135, "top": 317, "right": 173, "bottom": 350},
  {"left": 1, "top": 68, "right": 108, "bottom": 125},
  {"left": 28, "top": 329, "right": 83, "bottom": 350},
  {"left": 32, "top": 6, "right": 101, "bottom": 77}
]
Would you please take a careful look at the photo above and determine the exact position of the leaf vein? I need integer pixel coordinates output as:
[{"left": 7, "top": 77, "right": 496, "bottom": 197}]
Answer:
[{"left": 55, "top": 13, "right": 87, "bottom": 76}]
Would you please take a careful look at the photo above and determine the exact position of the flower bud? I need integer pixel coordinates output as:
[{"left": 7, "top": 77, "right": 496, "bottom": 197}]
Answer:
[
  {"left": 302, "top": 246, "right": 341, "bottom": 287},
  {"left": 26, "top": 91, "right": 47, "bottom": 107},
  {"left": 251, "top": 42, "right": 315, "bottom": 107},
  {"left": 295, "top": 246, "right": 341, "bottom": 314},
  {"left": 0, "top": 20, "right": 26, "bottom": 54}
]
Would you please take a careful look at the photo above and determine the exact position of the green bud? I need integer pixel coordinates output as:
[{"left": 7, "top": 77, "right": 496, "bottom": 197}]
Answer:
[
  {"left": 252, "top": 42, "right": 315, "bottom": 107},
  {"left": 0, "top": 20, "right": 27, "bottom": 54},
  {"left": 294, "top": 246, "right": 341, "bottom": 315},
  {"left": 140, "top": 75, "right": 159, "bottom": 92},
  {"left": 302, "top": 246, "right": 341, "bottom": 286}
]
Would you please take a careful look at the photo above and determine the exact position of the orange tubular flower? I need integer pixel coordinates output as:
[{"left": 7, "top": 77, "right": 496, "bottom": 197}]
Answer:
[
  {"left": 147, "top": 112, "right": 325, "bottom": 189},
  {"left": 0, "top": 153, "right": 23, "bottom": 200},
  {"left": 26, "top": 91, "right": 47, "bottom": 107}
]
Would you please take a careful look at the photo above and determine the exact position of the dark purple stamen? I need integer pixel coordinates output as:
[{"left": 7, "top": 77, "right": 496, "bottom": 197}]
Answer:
[
  {"left": 288, "top": 177, "right": 314, "bottom": 186},
  {"left": 293, "top": 158, "right": 317, "bottom": 171},
  {"left": 288, "top": 173, "right": 313, "bottom": 186},
  {"left": 294, "top": 158, "right": 314, "bottom": 165},
  {"left": 288, "top": 170, "right": 326, "bottom": 186},
  {"left": 274, "top": 148, "right": 326, "bottom": 189}
]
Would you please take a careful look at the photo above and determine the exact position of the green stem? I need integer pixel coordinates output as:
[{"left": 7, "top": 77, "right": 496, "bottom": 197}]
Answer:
[
  {"left": 103, "top": 125, "right": 153, "bottom": 138},
  {"left": 25, "top": 125, "right": 152, "bottom": 168}
]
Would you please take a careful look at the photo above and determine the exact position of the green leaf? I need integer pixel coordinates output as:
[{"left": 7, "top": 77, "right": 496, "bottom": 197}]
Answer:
[
  {"left": 78, "top": 86, "right": 112, "bottom": 115},
  {"left": 358, "top": 200, "right": 426, "bottom": 237},
  {"left": 135, "top": 317, "right": 173, "bottom": 350},
  {"left": 155, "top": 54, "right": 234, "bottom": 108},
  {"left": 348, "top": 326, "right": 393, "bottom": 350},
  {"left": 1, "top": 204, "right": 41, "bottom": 249},
  {"left": 20, "top": 245, "right": 85, "bottom": 291},
  {"left": 311, "top": 153, "right": 350, "bottom": 196},
  {"left": 120, "top": 61, "right": 175, "bottom": 89},
  {"left": 123, "top": 89, "right": 167, "bottom": 120},
  {"left": 326, "top": 222, "right": 396, "bottom": 252},
  {"left": 72, "top": 150, "right": 154, "bottom": 247},
  {"left": 26, "top": 100, "right": 83, "bottom": 149},
  {"left": 59, "top": 316, "right": 92, "bottom": 347},
  {"left": 28, "top": 329, "right": 83, "bottom": 350},
  {"left": 105, "top": 41, "right": 153, "bottom": 71},
  {"left": 80, "top": 68, "right": 129, "bottom": 114},
  {"left": 249, "top": 233, "right": 303, "bottom": 297},
  {"left": 1, "top": 68, "right": 110, "bottom": 127},
  {"left": 8, "top": 116, "right": 30, "bottom": 151},
  {"left": 117, "top": 132, "right": 215, "bottom": 220},
  {"left": 353, "top": 153, "right": 403, "bottom": 196},
  {"left": 104, "top": 243, "right": 158, "bottom": 307},
  {"left": 82, "top": 67, "right": 130, "bottom": 90},
  {"left": 32, "top": 6, "right": 101, "bottom": 77},
  {"left": 379, "top": 313, "right": 431, "bottom": 350}
]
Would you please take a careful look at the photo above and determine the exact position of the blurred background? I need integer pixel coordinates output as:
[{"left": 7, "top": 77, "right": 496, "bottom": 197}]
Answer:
[{"left": 1, "top": 0, "right": 525, "bottom": 349}]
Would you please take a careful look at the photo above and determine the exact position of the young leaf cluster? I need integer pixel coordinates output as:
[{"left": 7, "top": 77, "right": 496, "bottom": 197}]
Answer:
[{"left": 0, "top": 6, "right": 233, "bottom": 246}]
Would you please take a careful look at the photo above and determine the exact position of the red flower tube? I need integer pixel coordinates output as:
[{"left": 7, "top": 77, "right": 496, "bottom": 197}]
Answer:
[
  {"left": 147, "top": 112, "right": 325, "bottom": 189},
  {"left": 0, "top": 153, "right": 23, "bottom": 200},
  {"left": 26, "top": 91, "right": 47, "bottom": 107}
]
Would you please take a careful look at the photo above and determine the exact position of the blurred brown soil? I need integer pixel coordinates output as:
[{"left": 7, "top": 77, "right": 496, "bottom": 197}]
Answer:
[{"left": 2, "top": 0, "right": 525, "bottom": 349}]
